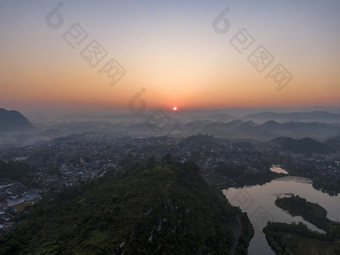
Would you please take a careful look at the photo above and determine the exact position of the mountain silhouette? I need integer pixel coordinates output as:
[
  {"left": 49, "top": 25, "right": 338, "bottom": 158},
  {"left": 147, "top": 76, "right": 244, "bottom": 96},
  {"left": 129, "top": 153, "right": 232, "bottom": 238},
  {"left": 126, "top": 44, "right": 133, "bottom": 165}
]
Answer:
[{"left": 0, "top": 108, "right": 35, "bottom": 133}]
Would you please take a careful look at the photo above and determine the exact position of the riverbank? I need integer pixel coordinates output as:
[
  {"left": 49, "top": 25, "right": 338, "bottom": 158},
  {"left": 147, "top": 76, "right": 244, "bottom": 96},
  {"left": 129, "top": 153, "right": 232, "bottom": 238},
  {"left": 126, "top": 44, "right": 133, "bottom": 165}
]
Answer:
[{"left": 263, "top": 195, "right": 340, "bottom": 254}]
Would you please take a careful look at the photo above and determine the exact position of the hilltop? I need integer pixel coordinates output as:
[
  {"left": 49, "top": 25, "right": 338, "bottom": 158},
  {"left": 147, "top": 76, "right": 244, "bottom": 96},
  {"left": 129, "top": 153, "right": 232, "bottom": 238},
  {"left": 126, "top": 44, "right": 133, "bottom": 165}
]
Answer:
[
  {"left": 270, "top": 137, "right": 336, "bottom": 154},
  {"left": 0, "top": 108, "right": 35, "bottom": 133},
  {"left": 0, "top": 162, "right": 253, "bottom": 254}
]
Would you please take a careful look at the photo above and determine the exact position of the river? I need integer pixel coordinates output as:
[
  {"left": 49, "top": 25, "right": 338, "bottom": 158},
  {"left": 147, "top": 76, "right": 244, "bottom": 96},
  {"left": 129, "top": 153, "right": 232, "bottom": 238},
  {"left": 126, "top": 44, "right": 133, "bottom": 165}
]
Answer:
[{"left": 223, "top": 175, "right": 340, "bottom": 255}]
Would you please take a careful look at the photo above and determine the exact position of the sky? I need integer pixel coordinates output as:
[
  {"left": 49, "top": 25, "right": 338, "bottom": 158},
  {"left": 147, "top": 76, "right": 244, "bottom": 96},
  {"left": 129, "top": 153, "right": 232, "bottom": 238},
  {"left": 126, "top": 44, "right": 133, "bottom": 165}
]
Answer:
[{"left": 1, "top": 0, "right": 340, "bottom": 113}]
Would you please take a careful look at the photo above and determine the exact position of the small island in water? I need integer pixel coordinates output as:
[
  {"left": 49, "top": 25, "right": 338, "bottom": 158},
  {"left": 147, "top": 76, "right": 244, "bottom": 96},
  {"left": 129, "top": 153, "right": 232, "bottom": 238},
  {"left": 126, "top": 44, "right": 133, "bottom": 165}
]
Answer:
[{"left": 264, "top": 195, "right": 340, "bottom": 254}]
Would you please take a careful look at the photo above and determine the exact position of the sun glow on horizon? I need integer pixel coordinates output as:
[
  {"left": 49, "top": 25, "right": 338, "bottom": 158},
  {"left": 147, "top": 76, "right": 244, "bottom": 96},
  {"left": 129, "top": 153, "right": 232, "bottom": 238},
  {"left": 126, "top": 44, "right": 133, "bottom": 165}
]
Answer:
[{"left": 0, "top": 1, "right": 340, "bottom": 112}]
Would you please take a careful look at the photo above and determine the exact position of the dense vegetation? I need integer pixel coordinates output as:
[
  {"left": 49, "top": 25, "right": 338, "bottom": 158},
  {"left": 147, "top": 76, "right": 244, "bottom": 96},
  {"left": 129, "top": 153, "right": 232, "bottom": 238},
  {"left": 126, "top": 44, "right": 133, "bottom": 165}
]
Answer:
[
  {"left": 312, "top": 176, "right": 340, "bottom": 196},
  {"left": 325, "top": 135, "right": 340, "bottom": 151},
  {"left": 271, "top": 137, "right": 336, "bottom": 154},
  {"left": 275, "top": 195, "right": 340, "bottom": 238},
  {"left": 264, "top": 222, "right": 340, "bottom": 255},
  {"left": 263, "top": 195, "right": 340, "bottom": 254},
  {"left": 278, "top": 158, "right": 340, "bottom": 196},
  {"left": 0, "top": 162, "right": 253, "bottom": 255},
  {"left": 0, "top": 160, "right": 37, "bottom": 188}
]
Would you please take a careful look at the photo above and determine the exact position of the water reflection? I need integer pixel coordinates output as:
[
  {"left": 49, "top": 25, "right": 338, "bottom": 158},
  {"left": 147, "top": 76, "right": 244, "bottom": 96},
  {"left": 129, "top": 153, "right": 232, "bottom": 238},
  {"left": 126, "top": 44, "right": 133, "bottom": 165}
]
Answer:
[{"left": 223, "top": 176, "right": 340, "bottom": 255}]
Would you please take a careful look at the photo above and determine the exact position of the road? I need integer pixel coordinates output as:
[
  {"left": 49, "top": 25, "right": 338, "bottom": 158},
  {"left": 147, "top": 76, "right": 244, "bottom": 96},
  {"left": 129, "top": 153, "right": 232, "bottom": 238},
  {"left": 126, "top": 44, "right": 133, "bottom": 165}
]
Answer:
[{"left": 229, "top": 215, "right": 242, "bottom": 255}]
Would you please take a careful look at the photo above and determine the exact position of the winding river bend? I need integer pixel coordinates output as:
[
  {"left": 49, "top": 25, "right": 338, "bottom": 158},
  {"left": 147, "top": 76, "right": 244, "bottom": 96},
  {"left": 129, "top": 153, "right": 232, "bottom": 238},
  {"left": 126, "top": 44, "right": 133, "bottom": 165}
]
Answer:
[{"left": 223, "top": 175, "right": 340, "bottom": 255}]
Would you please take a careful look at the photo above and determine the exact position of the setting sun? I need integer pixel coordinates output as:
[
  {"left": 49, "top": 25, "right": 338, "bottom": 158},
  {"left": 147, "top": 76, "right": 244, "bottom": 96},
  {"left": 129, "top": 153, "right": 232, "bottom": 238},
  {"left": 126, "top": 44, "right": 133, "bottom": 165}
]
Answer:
[{"left": 1, "top": 2, "right": 340, "bottom": 254}]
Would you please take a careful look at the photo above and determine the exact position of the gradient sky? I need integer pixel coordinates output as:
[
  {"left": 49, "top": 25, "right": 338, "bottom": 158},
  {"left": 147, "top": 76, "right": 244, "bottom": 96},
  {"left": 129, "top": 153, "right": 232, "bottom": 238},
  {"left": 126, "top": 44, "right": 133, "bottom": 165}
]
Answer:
[{"left": 1, "top": 0, "right": 340, "bottom": 113}]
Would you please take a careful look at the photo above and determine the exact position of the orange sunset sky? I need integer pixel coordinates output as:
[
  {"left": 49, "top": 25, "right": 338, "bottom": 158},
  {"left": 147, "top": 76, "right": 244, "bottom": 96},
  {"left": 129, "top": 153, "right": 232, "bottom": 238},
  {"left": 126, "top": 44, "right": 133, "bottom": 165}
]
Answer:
[{"left": 1, "top": 0, "right": 340, "bottom": 113}]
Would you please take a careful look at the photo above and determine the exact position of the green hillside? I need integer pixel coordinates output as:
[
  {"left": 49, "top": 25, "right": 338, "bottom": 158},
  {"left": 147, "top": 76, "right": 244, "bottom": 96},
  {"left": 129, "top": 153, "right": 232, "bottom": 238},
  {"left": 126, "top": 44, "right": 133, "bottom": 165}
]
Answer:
[
  {"left": 0, "top": 162, "right": 253, "bottom": 255},
  {"left": 0, "top": 161, "right": 37, "bottom": 188}
]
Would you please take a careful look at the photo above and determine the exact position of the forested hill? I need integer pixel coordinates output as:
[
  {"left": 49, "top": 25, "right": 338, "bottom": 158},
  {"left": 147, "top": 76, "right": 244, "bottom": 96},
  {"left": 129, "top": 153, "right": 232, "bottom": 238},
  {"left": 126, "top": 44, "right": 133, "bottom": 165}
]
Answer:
[{"left": 0, "top": 162, "right": 253, "bottom": 255}]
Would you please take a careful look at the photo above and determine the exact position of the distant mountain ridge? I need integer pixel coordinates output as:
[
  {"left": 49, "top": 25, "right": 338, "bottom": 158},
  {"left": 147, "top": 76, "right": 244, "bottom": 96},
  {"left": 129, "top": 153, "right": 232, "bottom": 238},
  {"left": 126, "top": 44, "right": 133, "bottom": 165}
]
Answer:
[
  {"left": 38, "top": 118, "right": 339, "bottom": 141},
  {"left": 0, "top": 108, "right": 35, "bottom": 133},
  {"left": 244, "top": 111, "right": 340, "bottom": 122},
  {"left": 4, "top": 109, "right": 340, "bottom": 141},
  {"left": 197, "top": 120, "right": 340, "bottom": 140}
]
